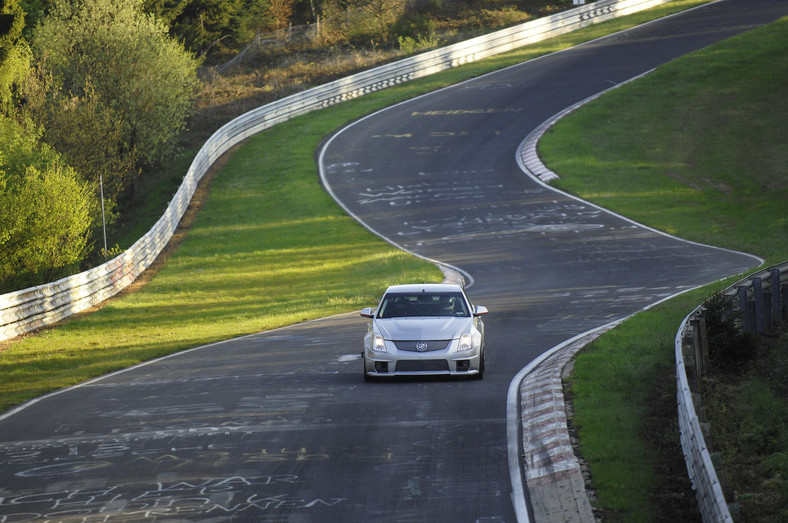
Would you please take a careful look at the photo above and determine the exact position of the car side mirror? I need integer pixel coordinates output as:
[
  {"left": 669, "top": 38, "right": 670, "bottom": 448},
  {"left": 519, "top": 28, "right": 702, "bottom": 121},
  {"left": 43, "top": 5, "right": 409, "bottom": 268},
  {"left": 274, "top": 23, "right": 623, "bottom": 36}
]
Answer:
[
  {"left": 474, "top": 305, "right": 488, "bottom": 316},
  {"left": 360, "top": 307, "right": 376, "bottom": 318}
]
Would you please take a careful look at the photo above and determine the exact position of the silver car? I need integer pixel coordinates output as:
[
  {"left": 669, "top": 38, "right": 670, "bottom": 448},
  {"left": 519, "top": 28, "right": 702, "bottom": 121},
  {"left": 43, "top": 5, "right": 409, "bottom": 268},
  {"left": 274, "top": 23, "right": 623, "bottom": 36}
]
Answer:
[{"left": 361, "top": 283, "right": 488, "bottom": 381}]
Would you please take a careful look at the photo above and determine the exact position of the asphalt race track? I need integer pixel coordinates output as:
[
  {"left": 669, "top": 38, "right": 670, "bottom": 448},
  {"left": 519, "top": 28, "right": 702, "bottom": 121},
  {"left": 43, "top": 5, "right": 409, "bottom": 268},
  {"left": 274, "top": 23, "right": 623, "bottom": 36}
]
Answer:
[{"left": 1, "top": 1, "right": 785, "bottom": 521}]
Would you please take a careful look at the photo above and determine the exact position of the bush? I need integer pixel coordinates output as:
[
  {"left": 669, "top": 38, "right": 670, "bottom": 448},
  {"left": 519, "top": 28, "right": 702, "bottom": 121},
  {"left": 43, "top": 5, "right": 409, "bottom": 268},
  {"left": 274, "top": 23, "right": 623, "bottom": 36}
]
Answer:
[
  {"left": 28, "top": 0, "right": 200, "bottom": 201},
  {"left": 0, "top": 0, "right": 31, "bottom": 115},
  {"left": 702, "top": 293, "right": 757, "bottom": 365},
  {"left": 397, "top": 34, "right": 442, "bottom": 54},
  {"left": 0, "top": 116, "right": 96, "bottom": 292}
]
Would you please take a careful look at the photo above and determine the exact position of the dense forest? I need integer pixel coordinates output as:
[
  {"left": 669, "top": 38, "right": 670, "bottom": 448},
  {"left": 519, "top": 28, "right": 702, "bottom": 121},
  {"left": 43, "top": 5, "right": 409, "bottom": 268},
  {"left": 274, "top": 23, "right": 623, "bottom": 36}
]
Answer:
[{"left": 0, "top": 0, "right": 571, "bottom": 293}]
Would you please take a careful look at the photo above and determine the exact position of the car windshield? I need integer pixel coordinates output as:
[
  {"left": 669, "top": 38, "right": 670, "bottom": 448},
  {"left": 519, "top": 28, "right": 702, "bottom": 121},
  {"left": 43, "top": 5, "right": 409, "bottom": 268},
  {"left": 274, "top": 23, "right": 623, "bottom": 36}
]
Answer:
[{"left": 377, "top": 292, "right": 470, "bottom": 319}]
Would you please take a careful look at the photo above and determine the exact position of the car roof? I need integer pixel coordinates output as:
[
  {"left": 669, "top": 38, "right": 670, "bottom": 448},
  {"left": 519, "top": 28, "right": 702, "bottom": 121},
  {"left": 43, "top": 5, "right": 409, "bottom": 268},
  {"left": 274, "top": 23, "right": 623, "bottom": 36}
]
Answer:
[{"left": 384, "top": 283, "right": 465, "bottom": 294}]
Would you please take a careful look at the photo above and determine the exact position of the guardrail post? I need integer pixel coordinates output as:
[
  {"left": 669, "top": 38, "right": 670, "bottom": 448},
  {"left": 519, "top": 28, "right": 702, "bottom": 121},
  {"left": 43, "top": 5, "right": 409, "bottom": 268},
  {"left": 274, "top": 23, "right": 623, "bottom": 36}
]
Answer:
[
  {"left": 753, "top": 277, "right": 765, "bottom": 334},
  {"left": 682, "top": 331, "right": 698, "bottom": 391},
  {"left": 772, "top": 269, "right": 782, "bottom": 324},
  {"left": 783, "top": 282, "right": 788, "bottom": 321},
  {"left": 689, "top": 316, "right": 709, "bottom": 379},
  {"left": 737, "top": 285, "right": 750, "bottom": 331},
  {"left": 698, "top": 316, "right": 709, "bottom": 378}
]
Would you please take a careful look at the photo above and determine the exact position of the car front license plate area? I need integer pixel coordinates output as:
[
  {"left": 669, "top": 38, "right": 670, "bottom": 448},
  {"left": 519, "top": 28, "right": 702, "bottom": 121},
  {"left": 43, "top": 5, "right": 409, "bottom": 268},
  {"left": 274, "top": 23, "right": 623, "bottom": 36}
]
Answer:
[{"left": 395, "top": 359, "right": 450, "bottom": 372}]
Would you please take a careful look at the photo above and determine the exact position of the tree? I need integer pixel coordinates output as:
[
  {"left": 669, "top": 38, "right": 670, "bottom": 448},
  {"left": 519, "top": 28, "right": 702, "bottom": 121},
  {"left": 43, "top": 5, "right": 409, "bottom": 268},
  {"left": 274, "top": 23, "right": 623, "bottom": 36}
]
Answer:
[
  {"left": 141, "top": 0, "right": 191, "bottom": 27},
  {"left": 18, "top": 1, "right": 50, "bottom": 37},
  {"left": 23, "top": 70, "right": 138, "bottom": 203},
  {"left": 167, "top": 0, "right": 243, "bottom": 53},
  {"left": 0, "top": 0, "right": 31, "bottom": 114},
  {"left": 0, "top": 116, "right": 96, "bottom": 292},
  {"left": 268, "top": 0, "right": 294, "bottom": 31},
  {"left": 351, "top": 0, "right": 406, "bottom": 44},
  {"left": 28, "top": 0, "right": 201, "bottom": 201},
  {"left": 234, "top": 0, "right": 274, "bottom": 44}
]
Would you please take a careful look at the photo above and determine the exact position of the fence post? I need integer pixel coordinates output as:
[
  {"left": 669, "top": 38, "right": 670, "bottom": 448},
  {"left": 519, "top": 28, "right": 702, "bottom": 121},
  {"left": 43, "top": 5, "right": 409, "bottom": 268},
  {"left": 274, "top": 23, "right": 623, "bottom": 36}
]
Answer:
[
  {"left": 738, "top": 285, "right": 750, "bottom": 331},
  {"left": 783, "top": 283, "right": 788, "bottom": 321},
  {"left": 683, "top": 328, "right": 699, "bottom": 391},
  {"left": 698, "top": 316, "right": 709, "bottom": 378},
  {"left": 753, "top": 277, "right": 765, "bottom": 334}
]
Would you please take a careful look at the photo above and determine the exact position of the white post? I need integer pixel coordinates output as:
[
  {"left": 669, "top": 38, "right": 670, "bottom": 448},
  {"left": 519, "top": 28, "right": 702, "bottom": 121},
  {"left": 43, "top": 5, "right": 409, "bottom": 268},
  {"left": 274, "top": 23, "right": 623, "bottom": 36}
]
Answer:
[{"left": 100, "top": 175, "right": 108, "bottom": 256}]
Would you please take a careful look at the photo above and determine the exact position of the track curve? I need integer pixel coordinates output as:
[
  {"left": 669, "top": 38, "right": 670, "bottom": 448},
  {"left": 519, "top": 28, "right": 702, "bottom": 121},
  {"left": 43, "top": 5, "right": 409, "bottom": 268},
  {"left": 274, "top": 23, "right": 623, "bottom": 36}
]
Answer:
[{"left": 1, "top": 1, "right": 784, "bottom": 521}]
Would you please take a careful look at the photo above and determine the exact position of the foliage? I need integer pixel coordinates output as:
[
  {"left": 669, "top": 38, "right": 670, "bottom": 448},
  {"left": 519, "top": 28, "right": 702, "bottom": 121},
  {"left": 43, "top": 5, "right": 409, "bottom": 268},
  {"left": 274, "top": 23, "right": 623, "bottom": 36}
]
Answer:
[
  {"left": 0, "top": 0, "right": 24, "bottom": 44},
  {"left": 141, "top": 0, "right": 191, "bottom": 26},
  {"left": 0, "top": 116, "right": 96, "bottom": 292},
  {"left": 235, "top": 0, "right": 275, "bottom": 42},
  {"left": 350, "top": 0, "right": 407, "bottom": 44},
  {"left": 17, "top": 1, "right": 50, "bottom": 37},
  {"left": 22, "top": 70, "right": 136, "bottom": 205},
  {"left": 268, "top": 0, "right": 295, "bottom": 30},
  {"left": 703, "top": 328, "right": 788, "bottom": 522},
  {"left": 391, "top": 12, "right": 435, "bottom": 41},
  {"left": 397, "top": 33, "right": 441, "bottom": 54},
  {"left": 0, "top": 0, "right": 30, "bottom": 114},
  {"left": 702, "top": 293, "right": 757, "bottom": 366},
  {"left": 141, "top": 0, "right": 244, "bottom": 53},
  {"left": 27, "top": 0, "right": 201, "bottom": 201}
]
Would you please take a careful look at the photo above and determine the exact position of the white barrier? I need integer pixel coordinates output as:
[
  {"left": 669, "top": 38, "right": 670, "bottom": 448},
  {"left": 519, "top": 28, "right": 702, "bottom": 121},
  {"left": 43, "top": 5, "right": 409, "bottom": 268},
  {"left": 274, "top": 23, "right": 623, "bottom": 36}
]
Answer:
[
  {"left": 0, "top": 0, "right": 672, "bottom": 342},
  {"left": 675, "top": 325, "right": 734, "bottom": 523},
  {"left": 676, "top": 262, "right": 788, "bottom": 522}
]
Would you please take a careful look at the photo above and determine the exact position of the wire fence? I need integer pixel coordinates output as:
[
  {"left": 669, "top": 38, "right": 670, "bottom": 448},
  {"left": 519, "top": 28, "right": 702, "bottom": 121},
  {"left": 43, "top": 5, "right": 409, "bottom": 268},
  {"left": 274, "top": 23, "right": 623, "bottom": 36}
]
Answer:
[{"left": 214, "top": 24, "right": 322, "bottom": 73}]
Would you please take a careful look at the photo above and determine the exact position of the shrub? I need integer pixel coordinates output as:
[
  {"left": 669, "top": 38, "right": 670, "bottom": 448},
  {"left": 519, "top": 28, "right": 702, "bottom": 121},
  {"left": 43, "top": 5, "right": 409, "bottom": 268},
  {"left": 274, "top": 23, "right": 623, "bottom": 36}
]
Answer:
[
  {"left": 702, "top": 293, "right": 757, "bottom": 365},
  {"left": 28, "top": 0, "right": 200, "bottom": 201},
  {"left": 0, "top": 116, "right": 96, "bottom": 292}
]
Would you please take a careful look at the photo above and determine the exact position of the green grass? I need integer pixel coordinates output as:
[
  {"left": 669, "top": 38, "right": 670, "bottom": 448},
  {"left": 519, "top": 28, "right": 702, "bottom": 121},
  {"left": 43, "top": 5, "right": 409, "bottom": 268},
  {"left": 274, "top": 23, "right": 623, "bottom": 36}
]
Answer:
[
  {"left": 541, "top": 18, "right": 787, "bottom": 262},
  {"left": 543, "top": 18, "right": 788, "bottom": 521}
]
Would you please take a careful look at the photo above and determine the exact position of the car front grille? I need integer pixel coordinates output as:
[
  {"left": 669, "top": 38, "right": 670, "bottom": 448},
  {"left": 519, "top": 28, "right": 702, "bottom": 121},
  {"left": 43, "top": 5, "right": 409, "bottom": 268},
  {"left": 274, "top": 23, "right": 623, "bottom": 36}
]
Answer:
[
  {"left": 393, "top": 340, "right": 451, "bottom": 352},
  {"left": 396, "top": 360, "right": 450, "bottom": 372}
]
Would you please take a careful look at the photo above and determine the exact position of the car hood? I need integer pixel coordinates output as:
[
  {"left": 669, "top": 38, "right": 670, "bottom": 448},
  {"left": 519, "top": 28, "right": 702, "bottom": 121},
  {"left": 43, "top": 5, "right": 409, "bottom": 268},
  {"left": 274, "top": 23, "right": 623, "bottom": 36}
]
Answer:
[{"left": 375, "top": 317, "right": 471, "bottom": 340}]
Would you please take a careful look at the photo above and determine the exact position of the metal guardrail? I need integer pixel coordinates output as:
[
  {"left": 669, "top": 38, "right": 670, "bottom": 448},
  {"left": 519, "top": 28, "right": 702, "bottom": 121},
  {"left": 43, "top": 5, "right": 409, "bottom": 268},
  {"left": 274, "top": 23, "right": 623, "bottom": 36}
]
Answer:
[
  {"left": 676, "top": 261, "right": 787, "bottom": 522},
  {"left": 1, "top": 0, "right": 673, "bottom": 342}
]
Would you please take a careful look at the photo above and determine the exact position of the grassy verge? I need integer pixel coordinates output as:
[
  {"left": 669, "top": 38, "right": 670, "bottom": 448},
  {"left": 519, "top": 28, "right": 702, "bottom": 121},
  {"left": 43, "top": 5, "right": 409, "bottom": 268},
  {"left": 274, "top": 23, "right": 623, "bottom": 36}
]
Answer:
[{"left": 541, "top": 18, "right": 787, "bottom": 520}]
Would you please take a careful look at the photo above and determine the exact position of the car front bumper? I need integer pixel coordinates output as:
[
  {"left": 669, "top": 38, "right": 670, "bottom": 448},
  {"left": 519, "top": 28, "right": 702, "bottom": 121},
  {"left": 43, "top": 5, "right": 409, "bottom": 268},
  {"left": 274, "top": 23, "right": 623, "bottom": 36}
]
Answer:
[{"left": 363, "top": 348, "right": 482, "bottom": 377}]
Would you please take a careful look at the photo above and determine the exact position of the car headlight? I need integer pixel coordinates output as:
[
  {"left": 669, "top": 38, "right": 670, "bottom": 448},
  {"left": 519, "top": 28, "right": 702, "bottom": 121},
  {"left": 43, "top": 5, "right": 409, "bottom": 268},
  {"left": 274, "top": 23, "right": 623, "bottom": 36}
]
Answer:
[
  {"left": 457, "top": 333, "right": 472, "bottom": 352},
  {"left": 373, "top": 335, "right": 386, "bottom": 353}
]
